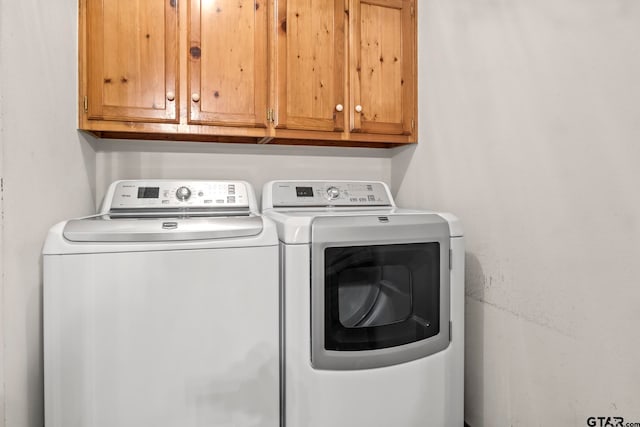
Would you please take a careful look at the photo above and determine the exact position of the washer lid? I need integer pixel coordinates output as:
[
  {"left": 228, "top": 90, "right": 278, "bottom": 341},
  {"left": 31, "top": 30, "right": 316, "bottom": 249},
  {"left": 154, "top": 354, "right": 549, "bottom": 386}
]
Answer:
[{"left": 63, "top": 215, "right": 264, "bottom": 242}]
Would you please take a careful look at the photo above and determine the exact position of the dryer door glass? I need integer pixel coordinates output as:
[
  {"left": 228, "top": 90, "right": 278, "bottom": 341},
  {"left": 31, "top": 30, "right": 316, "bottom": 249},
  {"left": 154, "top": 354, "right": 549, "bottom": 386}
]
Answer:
[{"left": 324, "top": 243, "right": 440, "bottom": 351}]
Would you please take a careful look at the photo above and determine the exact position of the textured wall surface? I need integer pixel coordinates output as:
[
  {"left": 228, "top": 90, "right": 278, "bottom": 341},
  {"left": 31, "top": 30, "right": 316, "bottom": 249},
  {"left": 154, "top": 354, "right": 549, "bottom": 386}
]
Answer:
[{"left": 393, "top": 0, "right": 640, "bottom": 425}]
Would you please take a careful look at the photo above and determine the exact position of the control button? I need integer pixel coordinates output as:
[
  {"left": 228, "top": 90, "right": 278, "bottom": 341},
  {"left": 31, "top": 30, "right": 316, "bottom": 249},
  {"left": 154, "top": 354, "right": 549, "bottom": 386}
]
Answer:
[
  {"left": 198, "top": 191, "right": 204, "bottom": 197},
  {"left": 350, "top": 197, "right": 358, "bottom": 202},
  {"left": 176, "top": 186, "right": 191, "bottom": 201},
  {"left": 326, "top": 186, "right": 340, "bottom": 200},
  {"left": 359, "top": 197, "right": 367, "bottom": 202},
  {"left": 368, "top": 195, "right": 375, "bottom": 201},
  {"left": 162, "top": 200, "right": 170, "bottom": 204},
  {"left": 204, "top": 199, "right": 213, "bottom": 204},
  {"left": 216, "top": 199, "right": 225, "bottom": 204},
  {"left": 227, "top": 196, "right": 236, "bottom": 203}
]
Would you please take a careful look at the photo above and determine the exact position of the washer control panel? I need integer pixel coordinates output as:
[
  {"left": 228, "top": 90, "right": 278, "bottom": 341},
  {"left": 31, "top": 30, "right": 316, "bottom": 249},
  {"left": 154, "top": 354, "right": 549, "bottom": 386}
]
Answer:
[
  {"left": 271, "top": 181, "right": 392, "bottom": 207},
  {"left": 109, "top": 180, "right": 249, "bottom": 209}
]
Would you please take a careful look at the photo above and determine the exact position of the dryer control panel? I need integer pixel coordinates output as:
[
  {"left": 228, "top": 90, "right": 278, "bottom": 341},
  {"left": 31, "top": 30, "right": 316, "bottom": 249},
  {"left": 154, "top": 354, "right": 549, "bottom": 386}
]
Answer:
[
  {"left": 270, "top": 181, "right": 393, "bottom": 207},
  {"left": 108, "top": 180, "right": 249, "bottom": 210}
]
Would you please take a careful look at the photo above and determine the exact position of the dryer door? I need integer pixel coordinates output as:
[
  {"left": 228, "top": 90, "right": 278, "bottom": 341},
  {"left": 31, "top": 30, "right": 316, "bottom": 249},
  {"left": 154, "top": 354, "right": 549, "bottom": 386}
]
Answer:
[{"left": 311, "top": 214, "right": 451, "bottom": 370}]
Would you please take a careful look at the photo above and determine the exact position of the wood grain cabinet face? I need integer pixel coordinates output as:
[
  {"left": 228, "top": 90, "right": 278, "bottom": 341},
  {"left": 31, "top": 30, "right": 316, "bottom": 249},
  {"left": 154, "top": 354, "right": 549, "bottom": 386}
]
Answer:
[
  {"left": 274, "top": 0, "right": 346, "bottom": 132},
  {"left": 188, "top": 0, "right": 269, "bottom": 127},
  {"left": 79, "top": 0, "right": 416, "bottom": 147},
  {"left": 350, "top": 0, "right": 415, "bottom": 135},
  {"left": 84, "top": 0, "right": 179, "bottom": 123}
]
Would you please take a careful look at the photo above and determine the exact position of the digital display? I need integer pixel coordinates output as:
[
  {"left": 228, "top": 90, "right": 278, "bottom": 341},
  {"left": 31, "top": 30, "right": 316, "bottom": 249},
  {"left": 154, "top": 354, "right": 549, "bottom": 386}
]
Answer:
[
  {"left": 296, "top": 186, "right": 314, "bottom": 197},
  {"left": 137, "top": 187, "right": 160, "bottom": 199}
]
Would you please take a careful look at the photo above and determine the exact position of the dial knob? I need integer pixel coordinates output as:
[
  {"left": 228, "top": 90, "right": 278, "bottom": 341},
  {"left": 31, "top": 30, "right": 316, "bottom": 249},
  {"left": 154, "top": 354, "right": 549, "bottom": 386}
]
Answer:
[
  {"left": 176, "top": 186, "right": 192, "bottom": 201},
  {"left": 326, "top": 186, "right": 340, "bottom": 200}
]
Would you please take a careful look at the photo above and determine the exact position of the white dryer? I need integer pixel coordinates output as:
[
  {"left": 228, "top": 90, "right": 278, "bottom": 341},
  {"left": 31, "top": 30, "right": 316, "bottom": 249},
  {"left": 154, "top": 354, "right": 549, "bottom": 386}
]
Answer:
[
  {"left": 43, "top": 180, "right": 279, "bottom": 427},
  {"left": 262, "top": 180, "right": 464, "bottom": 427}
]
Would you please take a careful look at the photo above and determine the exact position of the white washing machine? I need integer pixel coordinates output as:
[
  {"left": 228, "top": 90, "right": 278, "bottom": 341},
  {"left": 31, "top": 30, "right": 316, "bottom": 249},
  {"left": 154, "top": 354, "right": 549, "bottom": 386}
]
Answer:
[
  {"left": 262, "top": 180, "right": 464, "bottom": 427},
  {"left": 43, "top": 180, "right": 279, "bottom": 427}
]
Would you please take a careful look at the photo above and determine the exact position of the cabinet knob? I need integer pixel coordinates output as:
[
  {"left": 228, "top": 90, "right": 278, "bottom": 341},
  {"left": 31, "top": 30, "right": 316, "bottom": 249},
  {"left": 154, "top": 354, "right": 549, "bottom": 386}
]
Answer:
[
  {"left": 335, "top": 104, "right": 344, "bottom": 112},
  {"left": 191, "top": 93, "right": 200, "bottom": 102},
  {"left": 355, "top": 104, "right": 363, "bottom": 113},
  {"left": 166, "top": 91, "right": 175, "bottom": 101}
]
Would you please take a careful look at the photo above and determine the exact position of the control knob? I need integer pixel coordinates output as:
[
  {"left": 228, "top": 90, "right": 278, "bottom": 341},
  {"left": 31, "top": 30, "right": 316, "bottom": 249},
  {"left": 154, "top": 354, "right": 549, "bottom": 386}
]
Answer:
[
  {"left": 326, "top": 186, "right": 340, "bottom": 200},
  {"left": 176, "top": 186, "right": 192, "bottom": 201}
]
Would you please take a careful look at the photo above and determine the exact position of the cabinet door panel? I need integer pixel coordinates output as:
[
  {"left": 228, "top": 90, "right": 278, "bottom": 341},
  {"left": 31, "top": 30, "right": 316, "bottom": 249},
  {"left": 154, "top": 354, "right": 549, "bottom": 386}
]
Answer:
[
  {"left": 86, "top": 0, "right": 178, "bottom": 122},
  {"left": 275, "top": 0, "right": 345, "bottom": 132},
  {"left": 189, "top": 0, "right": 268, "bottom": 127},
  {"left": 350, "top": 0, "right": 415, "bottom": 135}
]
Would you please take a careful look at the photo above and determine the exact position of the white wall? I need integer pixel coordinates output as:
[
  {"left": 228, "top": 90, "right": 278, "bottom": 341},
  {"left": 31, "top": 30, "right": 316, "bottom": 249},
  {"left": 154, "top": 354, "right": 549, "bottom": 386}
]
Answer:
[
  {"left": 393, "top": 0, "right": 640, "bottom": 425},
  {"left": 94, "top": 140, "right": 391, "bottom": 205},
  {"left": 0, "top": 1, "right": 97, "bottom": 426},
  {"left": 0, "top": 0, "right": 5, "bottom": 423}
]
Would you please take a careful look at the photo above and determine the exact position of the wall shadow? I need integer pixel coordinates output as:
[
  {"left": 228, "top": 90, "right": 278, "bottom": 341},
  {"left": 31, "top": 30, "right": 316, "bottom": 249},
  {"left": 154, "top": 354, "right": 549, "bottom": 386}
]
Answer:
[
  {"left": 78, "top": 131, "right": 99, "bottom": 209},
  {"left": 389, "top": 145, "right": 417, "bottom": 196},
  {"left": 464, "top": 252, "right": 486, "bottom": 427}
]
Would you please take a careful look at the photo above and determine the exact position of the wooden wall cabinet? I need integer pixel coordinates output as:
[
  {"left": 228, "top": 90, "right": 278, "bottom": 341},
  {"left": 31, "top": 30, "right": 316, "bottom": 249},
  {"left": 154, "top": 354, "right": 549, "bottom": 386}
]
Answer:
[
  {"left": 83, "top": 0, "right": 179, "bottom": 123},
  {"left": 79, "top": 0, "right": 417, "bottom": 148},
  {"left": 274, "top": 0, "right": 346, "bottom": 133},
  {"left": 188, "top": 0, "right": 269, "bottom": 128},
  {"left": 349, "top": 0, "right": 415, "bottom": 136}
]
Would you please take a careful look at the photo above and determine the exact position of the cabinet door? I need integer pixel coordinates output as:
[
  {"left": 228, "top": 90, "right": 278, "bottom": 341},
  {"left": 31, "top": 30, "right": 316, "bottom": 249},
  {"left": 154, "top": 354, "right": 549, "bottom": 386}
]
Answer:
[
  {"left": 188, "top": 0, "right": 269, "bottom": 127},
  {"left": 84, "top": 0, "right": 179, "bottom": 123},
  {"left": 274, "top": 0, "right": 346, "bottom": 132},
  {"left": 350, "top": 0, "right": 415, "bottom": 135}
]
